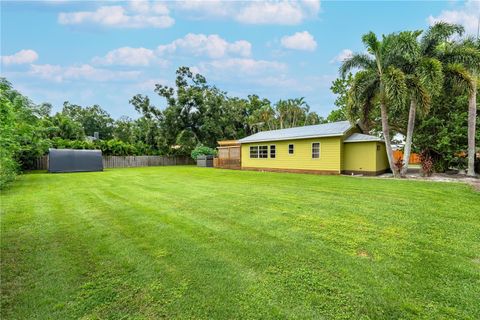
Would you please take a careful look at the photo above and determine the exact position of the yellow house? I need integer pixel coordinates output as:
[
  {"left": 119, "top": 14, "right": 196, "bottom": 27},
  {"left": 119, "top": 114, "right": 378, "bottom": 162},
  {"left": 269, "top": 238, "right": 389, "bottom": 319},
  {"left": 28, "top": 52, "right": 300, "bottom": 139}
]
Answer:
[{"left": 238, "top": 121, "right": 389, "bottom": 175}]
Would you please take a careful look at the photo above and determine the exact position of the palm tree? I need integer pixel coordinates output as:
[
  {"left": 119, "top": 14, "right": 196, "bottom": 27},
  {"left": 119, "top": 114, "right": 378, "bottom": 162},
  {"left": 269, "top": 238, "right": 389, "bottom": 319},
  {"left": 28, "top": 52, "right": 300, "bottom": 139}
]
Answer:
[
  {"left": 408, "top": 23, "right": 478, "bottom": 176},
  {"left": 389, "top": 28, "right": 449, "bottom": 176},
  {"left": 457, "top": 39, "right": 479, "bottom": 176},
  {"left": 289, "top": 97, "right": 308, "bottom": 127},
  {"left": 275, "top": 100, "right": 289, "bottom": 129},
  {"left": 341, "top": 31, "right": 408, "bottom": 177},
  {"left": 441, "top": 37, "right": 480, "bottom": 176}
]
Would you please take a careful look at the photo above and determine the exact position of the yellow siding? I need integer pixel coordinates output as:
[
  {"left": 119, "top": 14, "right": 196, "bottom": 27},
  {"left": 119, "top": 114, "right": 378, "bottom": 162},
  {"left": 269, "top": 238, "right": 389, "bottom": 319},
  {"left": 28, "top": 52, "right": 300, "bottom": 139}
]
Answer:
[
  {"left": 375, "top": 142, "right": 389, "bottom": 171},
  {"left": 343, "top": 142, "right": 377, "bottom": 172},
  {"left": 241, "top": 137, "right": 342, "bottom": 172},
  {"left": 340, "top": 126, "right": 360, "bottom": 171}
]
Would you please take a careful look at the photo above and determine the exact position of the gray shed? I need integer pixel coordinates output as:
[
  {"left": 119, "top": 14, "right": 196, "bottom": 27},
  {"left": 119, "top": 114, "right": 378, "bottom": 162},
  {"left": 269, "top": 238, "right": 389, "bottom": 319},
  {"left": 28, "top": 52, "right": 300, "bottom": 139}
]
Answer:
[
  {"left": 48, "top": 148, "right": 103, "bottom": 173},
  {"left": 197, "top": 154, "right": 214, "bottom": 167}
]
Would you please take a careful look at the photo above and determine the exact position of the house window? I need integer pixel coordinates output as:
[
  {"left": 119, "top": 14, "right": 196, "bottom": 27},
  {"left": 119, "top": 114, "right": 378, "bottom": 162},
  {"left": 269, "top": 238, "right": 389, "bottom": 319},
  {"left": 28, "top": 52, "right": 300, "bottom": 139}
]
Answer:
[
  {"left": 377, "top": 145, "right": 380, "bottom": 151},
  {"left": 288, "top": 144, "right": 294, "bottom": 154},
  {"left": 259, "top": 145, "right": 268, "bottom": 158},
  {"left": 312, "top": 142, "right": 320, "bottom": 158},
  {"left": 250, "top": 146, "right": 258, "bottom": 158},
  {"left": 250, "top": 145, "right": 268, "bottom": 158},
  {"left": 270, "top": 145, "right": 276, "bottom": 158}
]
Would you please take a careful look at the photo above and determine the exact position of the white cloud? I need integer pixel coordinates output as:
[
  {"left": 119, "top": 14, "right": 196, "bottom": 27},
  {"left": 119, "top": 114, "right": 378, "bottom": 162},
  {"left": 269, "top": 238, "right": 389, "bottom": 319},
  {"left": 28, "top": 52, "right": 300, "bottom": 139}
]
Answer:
[
  {"left": 130, "top": 0, "right": 169, "bottom": 15},
  {"left": 90, "top": 33, "right": 251, "bottom": 68},
  {"left": 1, "top": 49, "right": 39, "bottom": 65},
  {"left": 58, "top": 1, "right": 174, "bottom": 29},
  {"left": 427, "top": 0, "right": 480, "bottom": 35},
  {"left": 29, "top": 64, "right": 140, "bottom": 82},
  {"left": 330, "top": 49, "right": 353, "bottom": 63},
  {"left": 176, "top": 0, "right": 230, "bottom": 18},
  {"left": 197, "top": 58, "right": 287, "bottom": 75},
  {"left": 235, "top": 1, "right": 316, "bottom": 25},
  {"left": 280, "top": 31, "right": 317, "bottom": 51},
  {"left": 92, "top": 47, "right": 167, "bottom": 67},
  {"left": 157, "top": 33, "right": 251, "bottom": 59},
  {"left": 176, "top": 0, "right": 320, "bottom": 25}
]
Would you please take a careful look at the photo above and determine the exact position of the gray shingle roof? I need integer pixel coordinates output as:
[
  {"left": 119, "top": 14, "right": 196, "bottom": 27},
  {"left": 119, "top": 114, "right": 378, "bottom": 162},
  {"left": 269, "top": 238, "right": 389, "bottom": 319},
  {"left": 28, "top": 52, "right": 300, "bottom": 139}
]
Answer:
[
  {"left": 344, "top": 133, "right": 384, "bottom": 143},
  {"left": 238, "top": 121, "right": 352, "bottom": 143}
]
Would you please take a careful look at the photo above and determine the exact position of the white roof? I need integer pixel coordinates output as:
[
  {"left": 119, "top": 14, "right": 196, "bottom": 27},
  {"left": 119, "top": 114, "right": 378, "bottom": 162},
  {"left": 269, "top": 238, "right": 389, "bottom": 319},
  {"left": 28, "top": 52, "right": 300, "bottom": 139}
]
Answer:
[
  {"left": 343, "top": 133, "right": 384, "bottom": 143},
  {"left": 238, "top": 121, "right": 353, "bottom": 143}
]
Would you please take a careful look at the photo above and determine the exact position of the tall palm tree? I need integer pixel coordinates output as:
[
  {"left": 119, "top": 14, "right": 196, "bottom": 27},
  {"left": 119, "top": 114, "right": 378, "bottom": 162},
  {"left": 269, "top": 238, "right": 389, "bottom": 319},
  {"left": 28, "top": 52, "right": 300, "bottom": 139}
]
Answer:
[
  {"left": 341, "top": 32, "right": 408, "bottom": 177},
  {"left": 289, "top": 97, "right": 308, "bottom": 127},
  {"left": 442, "top": 38, "right": 480, "bottom": 176},
  {"left": 275, "top": 100, "right": 289, "bottom": 129},
  {"left": 413, "top": 23, "right": 478, "bottom": 176},
  {"left": 389, "top": 28, "right": 449, "bottom": 176}
]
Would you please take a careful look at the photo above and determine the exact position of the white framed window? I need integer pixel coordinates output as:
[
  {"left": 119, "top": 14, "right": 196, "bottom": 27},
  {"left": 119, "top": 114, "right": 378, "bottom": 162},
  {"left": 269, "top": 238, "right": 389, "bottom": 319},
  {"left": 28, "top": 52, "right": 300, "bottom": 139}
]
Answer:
[
  {"left": 270, "top": 145, "right": 276, "bottom": 158},
  {"left": 312, "top": 142, "right": 320, "bottom": 159},
  {"left": 250, "top": 145, "right": 268, "bottom": 158},
  {"left": 250, "top": 146, "right": 258, "bottom": 158},
  {"left": 288, "top": 144, "right": 294, "bottom": 154},
  {"left": 259, "top": 145, "right": 268, "bottom": 158}
]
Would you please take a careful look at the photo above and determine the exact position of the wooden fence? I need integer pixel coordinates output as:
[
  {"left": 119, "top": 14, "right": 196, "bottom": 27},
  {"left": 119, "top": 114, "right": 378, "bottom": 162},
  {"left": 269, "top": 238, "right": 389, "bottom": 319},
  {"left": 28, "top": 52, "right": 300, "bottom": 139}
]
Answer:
[
  {"left": 214, "top": 158, "right": 241, "bottom": 169},
  {"left": 393, "top": 150, "right": 421, "bottom": 164},
  {"left": 30, "top": 155, "right": 194, "bottom": 170},
  {"left": 216, "top": 141, "right": 241, "bottom": 170},
  {"left": 32, "top": 156, "right": 49, "bottom": 170}
]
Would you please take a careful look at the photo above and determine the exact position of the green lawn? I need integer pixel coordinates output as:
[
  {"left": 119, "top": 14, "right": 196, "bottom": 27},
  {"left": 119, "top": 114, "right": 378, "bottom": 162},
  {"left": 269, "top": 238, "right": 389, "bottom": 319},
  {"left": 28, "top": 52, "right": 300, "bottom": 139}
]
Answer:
[{"left": 1, "top": 166, "right": 479, "bottom": 319}]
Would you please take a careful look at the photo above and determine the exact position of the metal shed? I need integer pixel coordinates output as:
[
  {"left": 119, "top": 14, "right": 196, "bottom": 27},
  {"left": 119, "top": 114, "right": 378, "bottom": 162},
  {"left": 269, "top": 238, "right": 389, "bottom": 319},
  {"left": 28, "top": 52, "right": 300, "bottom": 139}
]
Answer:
[
  {"left": 196, "top": 154, "right": 214, "bottom": 167},
  {"left": 48, "top": 148, "right": 103, "bottom": 173}
]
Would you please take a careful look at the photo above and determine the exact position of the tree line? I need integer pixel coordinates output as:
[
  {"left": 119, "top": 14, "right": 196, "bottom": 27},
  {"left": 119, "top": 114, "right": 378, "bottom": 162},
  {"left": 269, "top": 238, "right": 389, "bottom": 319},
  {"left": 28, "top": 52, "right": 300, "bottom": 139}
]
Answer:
[{"left": 0, "top": 68, "right": 327, "bottom": 188}]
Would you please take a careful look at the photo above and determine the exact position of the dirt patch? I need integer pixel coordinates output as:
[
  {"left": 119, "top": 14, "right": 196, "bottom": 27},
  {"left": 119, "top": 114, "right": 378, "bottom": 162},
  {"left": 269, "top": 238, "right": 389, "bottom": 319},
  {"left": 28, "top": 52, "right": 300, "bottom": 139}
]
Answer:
[
  {"left": 356, "top": 250, "right": 371, "bottom": 259},
  {"left": 468, "top": 180, "right": 480, "bottom": 192},
  {"left": 365, "top": 172, "right": 480, "bottom": 192}
]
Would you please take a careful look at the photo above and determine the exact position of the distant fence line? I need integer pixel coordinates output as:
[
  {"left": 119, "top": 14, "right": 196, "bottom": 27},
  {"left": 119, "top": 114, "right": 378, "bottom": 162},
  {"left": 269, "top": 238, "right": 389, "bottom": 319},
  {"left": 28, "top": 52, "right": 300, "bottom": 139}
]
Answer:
[{"left": 31, "top": 155, "right": 194, "bottom": 170}]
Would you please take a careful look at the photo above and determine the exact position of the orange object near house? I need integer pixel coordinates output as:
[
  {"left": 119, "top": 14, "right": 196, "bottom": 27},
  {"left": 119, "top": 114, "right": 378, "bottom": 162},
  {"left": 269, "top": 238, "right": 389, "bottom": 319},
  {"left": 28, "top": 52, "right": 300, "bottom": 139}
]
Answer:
[{"left": 393, "top": 150, "right": 421, "bottom": 164}]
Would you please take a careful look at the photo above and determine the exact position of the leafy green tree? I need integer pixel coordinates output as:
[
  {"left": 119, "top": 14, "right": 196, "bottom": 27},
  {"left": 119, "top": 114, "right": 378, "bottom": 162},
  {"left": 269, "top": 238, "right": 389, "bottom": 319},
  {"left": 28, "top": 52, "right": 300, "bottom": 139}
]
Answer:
[
  {"left": 249, "top": 101, "right": 276, "bottom": 131},
  {"left": 113, "top": 116, "right": 135, "bottom": 143},
  {"left": 328, "top": 73, "right": 353, "bottom": 123},
  {"left": 62, "top": 102, "right": 114, "bottom": 139},
  {"left": 48, "top": 113, "right": 85, "bottom": 140},
  {"left": 414, "top": 89, "right": 479, "bottom": 172},
  {"left": 0, "top": 78, "right": 50, "bottom": 169},
  {"left": 132, "top": 116, "right": 162, "bottom": 152},
  {"left": 0, "top": 89, "right": 19, "bottom": 188}
]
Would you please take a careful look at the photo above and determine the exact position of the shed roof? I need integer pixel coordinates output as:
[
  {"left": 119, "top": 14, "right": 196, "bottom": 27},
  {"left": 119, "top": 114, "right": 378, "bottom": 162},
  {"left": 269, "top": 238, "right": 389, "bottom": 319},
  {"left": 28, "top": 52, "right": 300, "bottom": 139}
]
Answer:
[
  {"left": 238, "top": 121, "right": 353, "bottom": 143},
  {"left": 217, "top": 140, "right": 240, "bottom": 147},
  {"left": 344, "top": 133, "right": 384, "bottom": 143}
]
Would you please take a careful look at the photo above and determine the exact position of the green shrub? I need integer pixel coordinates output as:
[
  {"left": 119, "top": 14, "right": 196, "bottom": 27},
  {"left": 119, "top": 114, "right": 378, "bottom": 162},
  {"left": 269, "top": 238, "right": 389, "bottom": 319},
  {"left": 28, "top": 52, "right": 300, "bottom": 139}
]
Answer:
[
  {"left": 0, "top": 92, "right": 19, "bottom": 188},
  {"left": 191, "top": 145, "right": 217, "bottom": 160},
  {"left": 97, "top": 139, "right": 138, "bottom": 156},
  {"left": 0, "top": 154, "right": 18, "bottom": 189}
]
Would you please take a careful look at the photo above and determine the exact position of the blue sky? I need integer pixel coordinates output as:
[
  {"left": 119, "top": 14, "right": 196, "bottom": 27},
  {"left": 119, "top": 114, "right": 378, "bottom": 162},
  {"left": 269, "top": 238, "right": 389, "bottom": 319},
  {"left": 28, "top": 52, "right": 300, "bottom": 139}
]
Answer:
[{"left": 1, "top": 1, "right": 479, "bottom": 119}]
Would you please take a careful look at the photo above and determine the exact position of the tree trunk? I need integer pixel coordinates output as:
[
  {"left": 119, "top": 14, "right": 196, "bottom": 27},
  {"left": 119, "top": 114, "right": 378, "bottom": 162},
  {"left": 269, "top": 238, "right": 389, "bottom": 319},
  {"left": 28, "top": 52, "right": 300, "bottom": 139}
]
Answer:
[
  {"left": 380, "top": 102, "right": 398, "bottom": 177},
  {"left": 467, "top": 79, "right": 477, "bottom": 177},
  {"left": 401, "top": 99, "right": 417, "bottom": 177}
]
